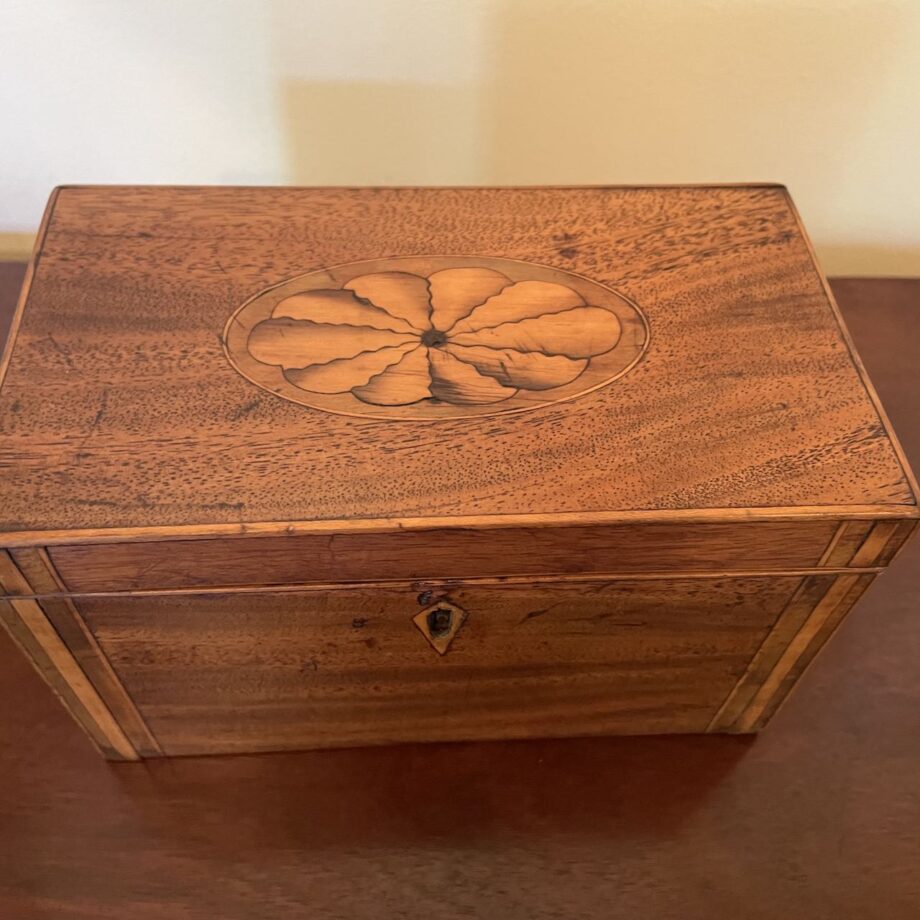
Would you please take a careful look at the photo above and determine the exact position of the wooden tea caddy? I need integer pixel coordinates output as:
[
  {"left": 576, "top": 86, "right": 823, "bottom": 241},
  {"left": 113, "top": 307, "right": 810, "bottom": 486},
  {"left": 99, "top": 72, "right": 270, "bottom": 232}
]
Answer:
[{"left": 0, "top": 185, "right": 915, "bottom": 760}]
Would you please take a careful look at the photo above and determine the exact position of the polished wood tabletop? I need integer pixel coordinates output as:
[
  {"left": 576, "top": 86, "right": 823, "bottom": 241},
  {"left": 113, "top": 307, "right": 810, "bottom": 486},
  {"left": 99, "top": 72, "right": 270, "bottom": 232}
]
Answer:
[{"left": 1, "top": 265, "right": 918, "bottom": 919}]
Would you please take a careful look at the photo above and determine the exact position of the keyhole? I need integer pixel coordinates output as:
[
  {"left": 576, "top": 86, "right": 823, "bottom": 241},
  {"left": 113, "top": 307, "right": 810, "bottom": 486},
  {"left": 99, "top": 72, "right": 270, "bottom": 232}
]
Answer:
[{"left": 426, "top": 607, "right": 453, "bottom": 638}]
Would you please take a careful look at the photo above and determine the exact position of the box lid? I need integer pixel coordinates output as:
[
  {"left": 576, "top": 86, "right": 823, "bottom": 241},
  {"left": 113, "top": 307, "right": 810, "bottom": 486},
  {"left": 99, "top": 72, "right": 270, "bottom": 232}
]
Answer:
[{"left": 0, "top": 185, "right": 916, "bottom": 545}]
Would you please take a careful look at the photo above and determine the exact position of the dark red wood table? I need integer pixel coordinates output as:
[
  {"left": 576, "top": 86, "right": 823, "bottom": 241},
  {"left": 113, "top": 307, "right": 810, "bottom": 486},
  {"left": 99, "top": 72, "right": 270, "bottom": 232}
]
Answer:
[{"left": 1, "top": 265, "right": 918, "bottom": 919}]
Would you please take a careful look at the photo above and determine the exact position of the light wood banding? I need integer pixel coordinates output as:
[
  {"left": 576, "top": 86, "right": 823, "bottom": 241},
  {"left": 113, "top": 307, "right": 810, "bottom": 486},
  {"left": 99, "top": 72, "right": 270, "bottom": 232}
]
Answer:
[
  {"left": 707, "top": 574, "right": 837, "bottom": 732},
  {"left": 9, "top": 548, "right": 162, "bottom": 756},
  {"left": 819, "top": 520, "right": 875, "bottom": 567},
  {"left": 734, "top": 574, "right": 873, "bottom": 732},
  {"left": 0, "top": 552, "right": 138, "bottom": 760},
  {"left": 849, "top": 521, "right": 903, "bottom": 567},
  {"left": 873, "top": 520, "right": 918, "bottom": 566}
]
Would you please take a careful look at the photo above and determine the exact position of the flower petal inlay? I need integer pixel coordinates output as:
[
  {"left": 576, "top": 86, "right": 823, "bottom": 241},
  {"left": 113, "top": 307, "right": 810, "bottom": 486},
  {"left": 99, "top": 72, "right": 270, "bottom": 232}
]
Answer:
[
  {"left": 344, "top": 272, "right": 432, "bottom": 333},
  {"left": 274, "top": 290, "right": 417, "bottom": 335},
  {"left": 226, "top": 255, "right": 648, "bottom": 419},
  {"left": 428, "top": 348, "right": 518, "bottom": 404},
  {"left": 445, "top": 343, "right": 588, "bottom": 390},
  {"left": 428, "top": 267, "right": 511, "bottom": 332},
  {"left": 449, "top": 281, "right": 585, "bottom": 336},
  {"left": 249, "top": 318, "right": 416, "bottom": 369},
  {"left": 351, "top": 344, "right": 432, "bottom": 406},
  {"left": 449, "top": 306, "right": 622, "bottom": 358},
  {"left": 285, "top": 342, "right": 418, "bottom": 394}
]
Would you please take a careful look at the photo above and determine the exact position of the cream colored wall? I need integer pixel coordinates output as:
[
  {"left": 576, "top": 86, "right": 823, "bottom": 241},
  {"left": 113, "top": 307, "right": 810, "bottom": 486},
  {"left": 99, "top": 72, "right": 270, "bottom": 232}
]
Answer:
[{"left": 2, "top": 0, "right": 919, "bottom": 274}]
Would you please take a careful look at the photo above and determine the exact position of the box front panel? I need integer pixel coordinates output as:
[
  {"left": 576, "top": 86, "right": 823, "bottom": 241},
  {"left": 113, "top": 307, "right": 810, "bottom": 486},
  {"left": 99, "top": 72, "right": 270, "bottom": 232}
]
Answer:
[{"left": 74, "top": 576, "right": 807, "bottom": 756}]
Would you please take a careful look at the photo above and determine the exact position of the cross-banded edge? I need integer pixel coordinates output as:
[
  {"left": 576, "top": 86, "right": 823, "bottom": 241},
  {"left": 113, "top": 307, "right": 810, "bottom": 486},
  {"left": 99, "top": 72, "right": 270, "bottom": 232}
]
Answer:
[
  {"left": 708, "top": 572, "right": 875, "bottom": 733},
  {"left": 819, "top": 519, "right": 917, "bottom": 568},
  {"left": 0, "top": 549, "right": 160, "bottom": 760}
]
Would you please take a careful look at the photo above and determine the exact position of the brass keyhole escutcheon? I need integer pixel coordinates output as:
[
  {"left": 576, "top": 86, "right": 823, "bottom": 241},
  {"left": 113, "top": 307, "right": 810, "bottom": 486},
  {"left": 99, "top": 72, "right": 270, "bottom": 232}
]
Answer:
[
  {"left": 413, "top": 599, "right": 467, "bottom": 655},
  {"left": 426, "top": 606, "right": 453, "bottom": 638}
]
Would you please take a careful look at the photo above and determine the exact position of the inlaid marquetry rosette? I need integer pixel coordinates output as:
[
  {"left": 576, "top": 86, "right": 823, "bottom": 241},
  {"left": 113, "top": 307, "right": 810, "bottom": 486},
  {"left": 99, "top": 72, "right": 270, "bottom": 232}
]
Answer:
[{"left": 223, "top": 256, "right": 649, "bottom": 420}]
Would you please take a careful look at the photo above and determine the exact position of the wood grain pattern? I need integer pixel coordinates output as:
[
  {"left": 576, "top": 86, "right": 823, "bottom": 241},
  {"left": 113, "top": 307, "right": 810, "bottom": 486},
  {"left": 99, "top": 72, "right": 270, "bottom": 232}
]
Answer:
[
  {"left": 9, "top": 547, "right": 162, "bottom": 756},
  {"left": 0, "top": 505, "right": 913, "bottom": 549},
  {"left": 0, "top": 551, "right": 138, "bottom": 760},
  {"left": 47, "top": 520, "right": 840, "bottom": 592},
  {"left": 707, "top": 574, "right": 836, "bottom": 731},
  {"left": 0, "top": 599, "right": 132, "bottom": 759},
  {"left": 0, "top": 569, "right": 885, "bottom": 602},
  {"left": 849, "top": 521, "right": 903, "bottom": 567},
  {"left": 873, "top": 519, "right": 917, "bottom": 565},
  {"left": 0, "top": 185, "right": 915, "bottom": 541},
  {"left": 819, "top": 519, "right": 874, "bottom": 566},
  {"left": 2, "top": 273, "right": 920, "bottom": 919},
  {"left": 734, "top": 574, "right": 874, "bottom": 731},
  {"left": 8, "top": 545, "right": 64, "bottom": 593},
  {"left": 75, "top": 576, "right": 800, "bottom": 756},
  {"left": 0, "top": 190, "right": 915, "bottom": 760}
]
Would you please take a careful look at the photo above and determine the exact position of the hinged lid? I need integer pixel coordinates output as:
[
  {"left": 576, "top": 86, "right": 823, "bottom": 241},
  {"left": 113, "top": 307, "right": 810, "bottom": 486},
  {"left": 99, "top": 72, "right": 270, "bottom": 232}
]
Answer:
[{"left": 0, "top": 185, "right": 916, "bottom": 546}]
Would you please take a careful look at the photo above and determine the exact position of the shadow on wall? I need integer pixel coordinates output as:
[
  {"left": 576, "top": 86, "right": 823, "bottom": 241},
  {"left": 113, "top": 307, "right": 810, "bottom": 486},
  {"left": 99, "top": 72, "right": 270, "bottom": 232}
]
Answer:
[
  {"left": 282, "top": 82, "right": 482, "bottom": 187},
  {"left": 278, "top": 0, "right": 918, "bottom": 275},
  {"left": 816, "top": 245, "right": 920, "bottom": 277}
]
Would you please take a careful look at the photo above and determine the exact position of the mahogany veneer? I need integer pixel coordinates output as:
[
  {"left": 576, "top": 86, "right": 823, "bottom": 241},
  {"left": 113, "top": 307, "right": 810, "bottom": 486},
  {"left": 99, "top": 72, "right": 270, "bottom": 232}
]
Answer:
[{"left": 0, "top": 185, "right": 915, "bottom": 760}]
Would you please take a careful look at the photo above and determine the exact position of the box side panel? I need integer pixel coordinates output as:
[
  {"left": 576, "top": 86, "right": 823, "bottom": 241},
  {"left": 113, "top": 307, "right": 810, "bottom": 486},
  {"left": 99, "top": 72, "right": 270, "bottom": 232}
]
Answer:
[
  {"left": 0, "top": 592, "right": 138, "bottom": 761},
  {"left": 709, "top": 572, "right": 876, "bottom": 732},
  {"left": 0, "top": 550, "right": 156, "bottom": 759},
  {"left": 47, "top": 520, "right": 842, "bottom": 593},
  {"left": 819, "top": 519, "right": 918, "bottom": 568},
  {"left": 849, "top": 520, "right": 917, "bottom": 567},
  {"left": 873, "top": 520, "right": 918, "bottom": 565},
  {"left": 74, "top": 575, "right": 803, "bottom": 756}
]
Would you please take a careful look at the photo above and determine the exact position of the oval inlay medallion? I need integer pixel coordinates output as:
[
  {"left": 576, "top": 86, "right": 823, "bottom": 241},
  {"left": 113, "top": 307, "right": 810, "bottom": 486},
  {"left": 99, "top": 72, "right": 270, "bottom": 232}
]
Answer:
[{"left": 223, "top": 256, "right": 649, "bottom": 420}]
